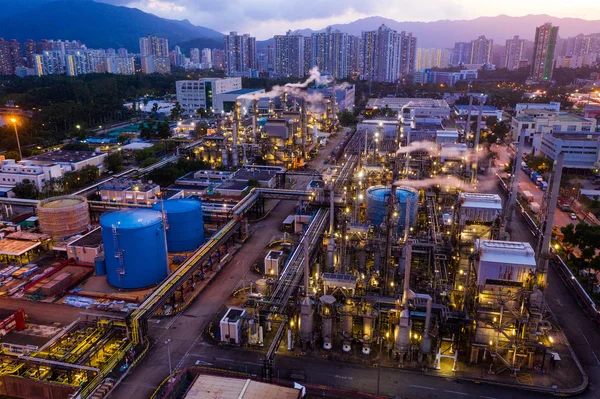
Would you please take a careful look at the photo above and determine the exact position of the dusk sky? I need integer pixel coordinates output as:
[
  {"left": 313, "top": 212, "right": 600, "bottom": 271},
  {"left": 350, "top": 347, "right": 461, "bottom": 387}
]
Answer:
[{"left": 99, "top": 0, "right": 600, "bottom": 39}]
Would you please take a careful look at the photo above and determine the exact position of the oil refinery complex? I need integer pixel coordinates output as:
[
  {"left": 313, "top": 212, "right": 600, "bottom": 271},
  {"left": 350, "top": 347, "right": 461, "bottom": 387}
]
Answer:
[{"left": 0, "top": 77, "right": 589, "bottom": 399}]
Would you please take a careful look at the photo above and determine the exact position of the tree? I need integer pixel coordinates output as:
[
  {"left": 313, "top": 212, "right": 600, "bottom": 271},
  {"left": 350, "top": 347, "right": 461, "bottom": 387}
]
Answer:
[
  {"left": 197, "top": 107, "right": 210, "bottom": 118},
  {"left": 157, "top": 122, "right": 171, "bottom": 139},
  {"left": 63, "top": 142, "right": 92, "bottom": 151},
  {"left": 170, "top": 102, "right": 183, "bottom": 121},
  {"left": 104, "top": 151, "right": 124, "bottom": 173},
  {"left": 151, "top": 102, "right": 159, "bottom": 116},
  {"left": 13, "top": 179, "right": 38, "bottom": 199},
  {"left": 338, "top": 110, "right": 357, "bottom": 126},
  {"left": 140, "top": 121, "right": 154, "bottom": 139}
]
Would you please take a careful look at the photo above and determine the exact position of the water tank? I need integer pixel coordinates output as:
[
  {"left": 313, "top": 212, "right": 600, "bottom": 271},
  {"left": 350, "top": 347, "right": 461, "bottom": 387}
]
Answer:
[
  {"left": 100, "top": 209, "right": 168, "bottom": 289},
  {"left": 365, "top": 185, "right": 418, "bottom": 232},
  {"left": 38, "top": 196, "right": 90, "bottom": 238},
  {"left": 94, "top": 256, "right": 106, "bottom": 276},
  {"left": 152, "top": 199, "right": 204, "bottom": 252}
]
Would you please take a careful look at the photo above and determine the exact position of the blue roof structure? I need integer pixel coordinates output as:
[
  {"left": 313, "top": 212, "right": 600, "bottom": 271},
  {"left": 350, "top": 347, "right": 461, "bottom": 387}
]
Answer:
[
  {"left": 226, "top": 88, "right": 262, "bottom": 95},
  {"left": 100, "top": 209, "right": 162, "bottom": 229}
]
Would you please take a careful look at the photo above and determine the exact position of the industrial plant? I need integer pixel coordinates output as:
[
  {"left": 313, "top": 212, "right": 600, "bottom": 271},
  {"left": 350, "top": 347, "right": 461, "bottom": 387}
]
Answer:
[{"left": 0, "top": 73, "right": 585, "bottom": 399}]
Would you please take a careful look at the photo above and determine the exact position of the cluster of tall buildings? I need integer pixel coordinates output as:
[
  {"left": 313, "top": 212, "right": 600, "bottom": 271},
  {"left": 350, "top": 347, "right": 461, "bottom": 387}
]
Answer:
[
  {"left": 271, "top": 28, "right": 361, "bottom": 79},
  {"left": 0, "top": 38, "right": 136, "bottom": 77},
  {"left": 223, "top": 25, "right": 417, "bottom": 82},
  {"left": 450, "top": 35, "right": 494, "bottom": 66}
]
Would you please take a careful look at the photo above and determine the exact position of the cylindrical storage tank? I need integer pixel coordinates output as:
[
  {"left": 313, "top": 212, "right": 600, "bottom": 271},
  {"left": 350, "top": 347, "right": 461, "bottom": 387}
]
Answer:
[
  {"left": 100, "top": 209, "right": 168, "bottom": 289},
  {"left": 365, "top": 185, "right": 418, "bottom": 232},
  {"left": 152, "top": 199, "right": 204, "bottom": 252},
  {"left": 94, "top": 256, "right": 106, "bottom": 276},
  {"left": 38, "top": 196, "right": 90, "bottom": 238}
]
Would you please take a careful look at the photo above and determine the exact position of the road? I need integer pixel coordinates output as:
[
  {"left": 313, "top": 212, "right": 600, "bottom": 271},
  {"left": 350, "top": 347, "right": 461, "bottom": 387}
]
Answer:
[{"left": 495, "top": 143, "right": 573, "bottom": 228}]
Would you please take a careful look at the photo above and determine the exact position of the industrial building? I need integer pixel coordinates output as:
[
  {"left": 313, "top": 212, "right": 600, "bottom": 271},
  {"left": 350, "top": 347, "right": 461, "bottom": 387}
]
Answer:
[{"left": 366, "top": 97, "right": 451, "bottom": 120}]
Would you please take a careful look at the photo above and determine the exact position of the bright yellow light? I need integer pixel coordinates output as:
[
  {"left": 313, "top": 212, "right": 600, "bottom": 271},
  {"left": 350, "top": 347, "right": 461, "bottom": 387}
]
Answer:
[
  {"left": 10, "top": 118, "right": 17, "bottom": 123},
  {"left": 549, "top": 336, "right": 554, "bottom": 343}
]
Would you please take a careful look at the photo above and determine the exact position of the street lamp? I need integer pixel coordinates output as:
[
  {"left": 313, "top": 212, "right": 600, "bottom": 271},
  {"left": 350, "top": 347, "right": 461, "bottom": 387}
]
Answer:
[{"left": 9, "top": 118, "right": 23, "bottom": 161}]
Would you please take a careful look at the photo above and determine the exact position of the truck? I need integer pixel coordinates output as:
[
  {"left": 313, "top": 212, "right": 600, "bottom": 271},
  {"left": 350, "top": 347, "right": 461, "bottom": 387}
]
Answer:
[
  {"left": 531, "top": 172, "right": 542, "bottom": 183},
  {"left": 522, "top": 190, "right": 535, "bottom": 202},
  {"left": 539, "top": 181, "right": 548, "bottom": 191}
]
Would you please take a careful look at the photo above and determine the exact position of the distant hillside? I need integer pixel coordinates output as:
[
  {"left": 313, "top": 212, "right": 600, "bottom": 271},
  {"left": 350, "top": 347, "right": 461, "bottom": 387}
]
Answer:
[
  {"left": 0, "top": 0, "right": 223, "bottom": 52},
  {"left": 290, "top": 14, "right": 600, "bottom": 48}
]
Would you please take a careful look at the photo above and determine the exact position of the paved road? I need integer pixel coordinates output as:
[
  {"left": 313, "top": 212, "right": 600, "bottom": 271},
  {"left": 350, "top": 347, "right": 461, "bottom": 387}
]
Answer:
[{"left": 495, "top": 143, "right": 573, "bottom": 228}]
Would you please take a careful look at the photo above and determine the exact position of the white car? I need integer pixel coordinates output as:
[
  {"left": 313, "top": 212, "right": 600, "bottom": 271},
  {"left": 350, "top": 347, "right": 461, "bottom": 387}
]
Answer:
[{"left": 570, "top": 213, "right": 577, "bottom": 220}]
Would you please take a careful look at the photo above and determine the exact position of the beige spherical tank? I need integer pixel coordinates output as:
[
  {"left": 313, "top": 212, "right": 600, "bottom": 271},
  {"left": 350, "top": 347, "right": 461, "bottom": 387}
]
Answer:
[{"left": 37, "top": 195, "right": 90, "bottom": 238}]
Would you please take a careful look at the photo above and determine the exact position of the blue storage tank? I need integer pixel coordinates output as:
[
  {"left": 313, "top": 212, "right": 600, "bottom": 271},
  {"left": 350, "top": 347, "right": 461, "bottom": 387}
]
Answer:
[
  {"left": 100, "top": 209, "right": 168, "bottom": 289},
  {"left": 152, "top": 199, "right": 204, "bottom": 252},
  {"left": 365, "top": 185, "right": 419, "bottom": 233},
  {"left": 94, "top": 256, "right": 106, "bottom": 276}
]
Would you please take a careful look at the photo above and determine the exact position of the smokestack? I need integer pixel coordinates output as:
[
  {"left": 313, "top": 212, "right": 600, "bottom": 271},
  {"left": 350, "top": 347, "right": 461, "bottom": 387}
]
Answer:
[
  {"left": 505, "top": 120, "right": 527, "bottom": 239},
  {"left": 537, "top": 152, "right": 564, "bottom": 289},
  {"left": 232, "top": 102, "right": 240, "bottom": 168},
  {"left": 464, "top": 95, "right": 473, "bottom": 137},
  {"left": 472, "top": 95, "right": 485, "bottom": 184},
  {"left": 252, "top": 99, "right": 258, "bottom": 141},
  {"left": 301, "top": 98, "right": 307, "bottom": 159}
]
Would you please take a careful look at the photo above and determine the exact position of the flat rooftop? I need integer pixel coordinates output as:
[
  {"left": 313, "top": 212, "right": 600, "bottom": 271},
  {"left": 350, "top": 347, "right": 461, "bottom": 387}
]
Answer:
[
  {"left": 367, "top": 98, "right": 449, "bottom": 109},
  {"left": 553, "top": 114, "right": 593, "bottom": 123},
  {"left": 184, "top": 375, "right": 300, "bottom": 399},
  {"left": 225, "top": 88, "right": 263, "bottom": 95},
  {"left": 233, "top": 167, "right": 281, "bottom": 182},
  {"left": 68, "top": 228, "right": 102, "bottom": 248},
  {"left": 514, "top": 116, "right": 536, "bottom": 122},
  {"left": 223, "top": 308, "right": 244, "bottom": 322},
  {"left": 28, "top": 150, "right": 103, "bottom": 163},
  {"left": 455, "top": 105, "right": 500, "bottom": 112},
  {"left": 99, "top": 179, "right": 158, "bottom": 192},
  {"left": 476, "top": 240, "right": 536, "bottom": 266},
  {"left": 0, "top": 239, "right": 40, "bottom": 256},
  {"left": 459, "top": 193, "right": 503, "bottom": 210},
  {"left": 217, "top": 180, "right": 249, "bottom": 190}
]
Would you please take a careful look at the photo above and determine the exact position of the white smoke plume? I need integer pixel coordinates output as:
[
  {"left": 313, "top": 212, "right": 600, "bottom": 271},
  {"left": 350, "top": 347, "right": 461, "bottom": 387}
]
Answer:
[
  {"left": 395, "top": 176, "right": 467, "bottom": 190},
  {"left": 236, "top": 67, "right": 340, "bottom": 112},
  {"left": 396, "top": 141, "right": 439, "bottom": 155}
]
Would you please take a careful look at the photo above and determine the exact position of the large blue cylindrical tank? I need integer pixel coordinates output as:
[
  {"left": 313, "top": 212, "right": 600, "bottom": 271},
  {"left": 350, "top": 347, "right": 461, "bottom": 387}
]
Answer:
[
  {"left": 152, "top": 199, "right": 204, "bottom": 252},
  {"left": 365, "top": 185, "right": 418, "bottom": 232},
  {"left": 100, "top": 209, "right": 168, "bottom": 289}
]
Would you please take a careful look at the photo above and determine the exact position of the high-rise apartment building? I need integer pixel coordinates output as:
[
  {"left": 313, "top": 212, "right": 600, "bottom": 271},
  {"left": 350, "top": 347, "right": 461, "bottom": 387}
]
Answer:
[
  {"left": 359, "top": 25, "right": 416, "bottom": 83},
  {"left": 9, "top": 40, "right": 23, "bottom": 71},
  {"left": 275, "top": 31, "right": 305, "bottom": 77},
  {"left": 347, "top": 35, "right": 361, "bottom": 77},
  {"left": 504, "top": 36, "right": 525, "bottom": 70},
  {"left": 303, "top": 36, "right": 312, "bottom": 75},
  {"left": 0, "top": 39, "right": 12, "bottom": 75},
  {"left": 451, "top": 42, "right": 471, "bottom": 65},
  {"left": 139, "top": 35, "right": 169, "bottom": 57},
  {"left": 201, "top": 48, "right": 212, "bottom": 67},
  {"left": 308, "top": 28, "right": 359, "bottom": 79},
  {"left": 470, "top": 35, "right": 493, "bottom": 64},
  {"left": 266, "top": 45, "right": 275, "bottom": 73},
  {"left": 212, "top": 49, "right": 225, "bottom": 69},
  {"left": 25, "top": 40, "right": 36, "bottom": 68},
  {"left": 117, "top": 48, "right": 128, "bottom": 57},
  {"left": 531, "top": 23, "right": 559, "bottom": 81},
  {"left": 416, "top": 48, "right": 451, "bottom": 71},
  {"left": 223, "top": 32, "right": 256, "bottom": 77},
  {"left": 190, "top": 48, "right": 200, "bottom": 64}
]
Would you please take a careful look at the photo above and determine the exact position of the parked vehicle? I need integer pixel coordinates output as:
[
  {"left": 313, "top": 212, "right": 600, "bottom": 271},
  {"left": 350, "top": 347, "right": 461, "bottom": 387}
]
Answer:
[{"left": 570, "top": 213, "right": 577, "bottom": 220}]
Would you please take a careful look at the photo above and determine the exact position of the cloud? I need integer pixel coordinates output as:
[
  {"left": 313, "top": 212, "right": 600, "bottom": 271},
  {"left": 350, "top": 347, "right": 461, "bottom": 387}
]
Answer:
[{"left": 99, "top": 0, "right": 600, "bottom": 39}]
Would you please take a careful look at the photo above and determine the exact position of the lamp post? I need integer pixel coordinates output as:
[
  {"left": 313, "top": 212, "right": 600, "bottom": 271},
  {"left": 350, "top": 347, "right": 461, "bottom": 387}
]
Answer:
[{"left": 9, "top": 118, "right": 23, "bottom": 161}]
